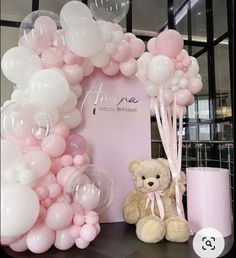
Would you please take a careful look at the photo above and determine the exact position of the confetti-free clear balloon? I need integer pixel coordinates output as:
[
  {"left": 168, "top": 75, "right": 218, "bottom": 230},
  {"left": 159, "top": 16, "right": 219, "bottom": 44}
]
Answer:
[
  {"left": 88, "top": 0, "right": 130, "bottom": 23},
  {"left": 64, "top": 165, "right": 113, "bottom": 214},
  {"left": 1, "top": 183, "right": 40, "bottom": 237}
]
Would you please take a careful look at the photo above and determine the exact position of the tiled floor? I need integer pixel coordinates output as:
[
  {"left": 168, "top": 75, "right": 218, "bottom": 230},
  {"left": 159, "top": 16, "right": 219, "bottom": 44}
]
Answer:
[{"left": 2, "top": 222, "right": 234, "bottom": 258}]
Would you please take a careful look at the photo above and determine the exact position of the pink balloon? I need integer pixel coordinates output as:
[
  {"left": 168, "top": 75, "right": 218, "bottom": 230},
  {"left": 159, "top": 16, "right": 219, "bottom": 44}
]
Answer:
[
  {"left": 163, "top": 89, "right": 174, "bottom": 105},
  {"left": 34, "top": 16, "right": 57, "bottom": 38},
  {"left": 41, "top": 47, "right": 64, "bottom": 68},
  {"left": 1, "top": 236, "right": 19, "bottom": 245},
  {"left": 147, "top": 37, "right": 158, "bottom": 54},
  {"left": 73, "top": 154, "right": 86, "bottom": 166},
  {"left": 35, "top": 186, "right": 49, "bottom": 200},
  {"left": 60, "top": 154, "right": 73, "bottom": 167},
  {"left": 188, "top": 78, "right": 203, "bottom": 94},
  {"left": 102, "top": 60, "right": 120, "bottom": 76},
  {"left": 53, "top": 122, "right": 70, "bottom": 137},
  {"left": 26, "top": 223, "right": 55, "bottom": 254},
  {"left": 73, "top": 214, "right": 86, "bottom": 227},
  {"left": 112, "top": 41, "right": 131, "bottom": 63},
  {"left": 62, "top": 64, "right": 84, "bottom": 85},
  {"left": 64, "top": 51, "right": 77, "bottom": 65},
  {"left": 57, "top": 166, "right": 75, "bottom": 187},
  {"left": 54, "top": 228, "right": 75, "bottom": 250},
  {"left": 34, "top": 172, "right": 57, "bottom": 188},
  {"left": 120, "top": 58, "right": 137, "bottom": 77},
  {"left": 155, "top": 29, "right": 184, "bottom": 58},
  {"left": 94, "top": 223, "right": 101, "bottom": 235},
  {"left": 76, "top": 56, "right": 84, "bottom": 65},
  {"left": 45, "top": 202, "right": 73, "bottom": 230},
  {"left": 41, "top": 197, "right": 53, "bottom": 208},
  {"left": 37, "top": 206, "right": 47, "bottom": 222},
  {"left": 75, "top": 237, "right": 89, "bottom": 249},
  {"left": 65, "top": 134, "right": 87, "bottom": 157},
  {"left": 80, "top": 224, "right": 97, "bottom": 242},
  {"left": 10, "top": 234, "right": 28, "bottom": 252},
  {"left": 50, "top": 159, "right": 62, "bottom": 174},
  {"left": 85, "top": 211, "right": 99, "bottom": 225},
  {"left": 41, "top": 135, "right": 66, "bottom": 158},
  {"left": 174, "top": 104, "right": 187, "bottom": 117},
  {"left": 186, "top": 94, "right": 195, "bottom": 106},
  {"left": 69, "top": 225, "right": 81, "bottom": 238},
  {"left": 130, "top": 38, "right": 145, "bottom": 58},
  {"left": 48, "top": 183, "right": 61, "bottom": 198},
  {"left": 123, "top": 33, "right": 136, "bottom": 43},
  {"left": 183, "top": 56, "right": 191, "bottom": 67},
  {"left": 175, "top": 89, "right": 192, "bottom": 106},
  {"left": 53, "top": 29, "right": 66, "bottom": 50}
]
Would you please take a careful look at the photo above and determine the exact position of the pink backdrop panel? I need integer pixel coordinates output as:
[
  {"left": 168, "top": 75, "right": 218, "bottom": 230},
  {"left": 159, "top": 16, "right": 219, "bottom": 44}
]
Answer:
[
  {"left": 186, "top": 167, "right": 232, "bottom": 236},
  {"left": 77, "top": 70, "right": 151, "bottom": 222}
]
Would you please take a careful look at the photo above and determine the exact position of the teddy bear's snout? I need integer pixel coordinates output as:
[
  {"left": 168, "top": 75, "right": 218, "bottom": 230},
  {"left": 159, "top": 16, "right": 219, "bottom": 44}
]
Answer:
[
  {"left": 148, "top": 182, "right": 154, "bottom": 186},
  {"left": 144, "top": 178, "right": 160, "bottom": 190}
]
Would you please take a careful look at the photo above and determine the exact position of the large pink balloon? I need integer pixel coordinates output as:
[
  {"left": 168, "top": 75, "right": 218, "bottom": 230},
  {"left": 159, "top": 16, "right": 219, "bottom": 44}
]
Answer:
[
  {"left": 130, "top": 38, "right": 145, "bottom": 58},
  {"left": 45, "top": 202, "right": 73, "bottom": 230},
  {"left": 26, "top": 223, "right": 55, "bottom": 253},
  {"left": 65, "top": 134, "right": 87, "bottom": 157},
  {"left": 41, "top": 135, "right": 66, "bottom": 158},
  {"left": 10, "top": 234, "right": 28, "bottom": 252},
  {"left": 102, "top": 60, "right": 120, "bottom": 76},
  {"left": 62, "top": 64, "right": 84, "bottom": 85},
  {"left": 175, "top": 89, "right": 192, "bottom": 106},
  {"left": 155, "top": 29, "right": 184, "bottom": 58},
  {"left": 112, "top": 41, "right": 131, "bottom": 63},
  {"left": 188, "top": 77, "right": 203, "bottom": 94},
  {"left": 57, "top": 166, "right": 76, "bottom": 187},
  {"left": 54, "top": 228, "right": 75, "bottom": 250}
]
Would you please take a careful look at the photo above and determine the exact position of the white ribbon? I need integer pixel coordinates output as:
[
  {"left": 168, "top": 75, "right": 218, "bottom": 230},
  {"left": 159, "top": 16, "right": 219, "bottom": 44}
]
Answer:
[{"left": 145, "top": 191, "right": 165, "bottom": 219}]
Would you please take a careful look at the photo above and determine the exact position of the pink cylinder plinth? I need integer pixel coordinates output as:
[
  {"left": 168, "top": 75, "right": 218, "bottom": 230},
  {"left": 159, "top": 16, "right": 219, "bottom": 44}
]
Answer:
[{"left": 186, "top": 167, "right": 232, "bottom": 237}]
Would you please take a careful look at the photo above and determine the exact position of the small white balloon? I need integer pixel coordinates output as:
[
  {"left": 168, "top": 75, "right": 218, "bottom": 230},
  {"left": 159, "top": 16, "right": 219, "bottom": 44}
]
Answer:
[
  {"left": 144, "top": 81, "right": 159, "bottom": 97},
  {"left": 105, "top": 42, "right": 117, "bottom": 54},
  {"left": 71, "top": 84, "right": 83, "bottom": 98},
  {"left": 1, "top": 183, "right": 40, "bottom": 237},
  {"left": 112, "top": 30, "right": 123, "bottom": 42},
  {"left": 59, "top": 91, "right": 77, "bottom": 113},
  {"left": 33, "top": 110, "right": 59, "bottom": 127},
  {"left": 17, "top": 167, "right": 36, "bottom": 185},
  {"left": 28, "top": 69, "right": 70, "bottom": 110},
  {"left": 81, "top": 59, "right": 94, "bottom": 76},
  {"left": 11, "top": 89, "right": 27, "bottom": 102},
  {"left": 90, "top": 49, "right": 110, "bottom": 68},
  {"left": 61, "top": 108, "right": 82, "bottom": 129}
]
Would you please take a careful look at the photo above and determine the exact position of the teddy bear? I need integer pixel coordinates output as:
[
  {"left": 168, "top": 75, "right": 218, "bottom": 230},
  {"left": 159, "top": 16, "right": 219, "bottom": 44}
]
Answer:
[{"left": 123, "top": 158, "right": 190, "bottom": 243}]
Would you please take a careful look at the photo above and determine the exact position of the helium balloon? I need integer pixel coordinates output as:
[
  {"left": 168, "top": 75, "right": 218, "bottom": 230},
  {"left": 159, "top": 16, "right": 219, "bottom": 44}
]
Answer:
[
  {"left": 1, "top": 183, "right": 40, "bottom": 237},
  {"left": 1, "top": 47, "right": 42, "bottom": 84},
  {"left": 88, "top": 0, "right": 130, "bottom": 23},
  {"left": 65, "top": 134, "right": 87, "bottom": 157}
]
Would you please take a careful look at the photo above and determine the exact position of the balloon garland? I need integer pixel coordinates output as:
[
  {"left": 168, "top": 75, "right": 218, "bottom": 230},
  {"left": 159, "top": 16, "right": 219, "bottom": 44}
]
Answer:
[
  {"left": 137, "top": 30, "right": 203, "bottom": 219},
  {"left": 1, "top": 1, "right": 143, "bottom": 253}
]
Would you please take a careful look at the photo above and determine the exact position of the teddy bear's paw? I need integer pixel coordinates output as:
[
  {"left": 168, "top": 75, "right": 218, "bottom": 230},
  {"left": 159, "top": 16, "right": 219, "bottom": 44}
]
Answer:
[
  {"left": 164, "top": 217, "right": 191, "bottom": 242},
  {"left": 123, "top": 205, "right": 140, "bottom": 224},
  {"left": 136, "top": 215, "right": 165, "bottom": 243}
]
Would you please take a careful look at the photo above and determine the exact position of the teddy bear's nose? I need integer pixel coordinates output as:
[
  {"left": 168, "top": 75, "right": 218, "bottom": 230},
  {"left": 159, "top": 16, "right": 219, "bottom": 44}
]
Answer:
[{"left": 148, "top": 182, "right": 154, "bottom": 186}]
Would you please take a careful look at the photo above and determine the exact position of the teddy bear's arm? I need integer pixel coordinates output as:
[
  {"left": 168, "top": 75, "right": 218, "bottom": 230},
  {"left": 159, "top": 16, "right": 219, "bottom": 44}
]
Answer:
[{"left": 123, "top": 190, "right": 141, "bottom": 224}]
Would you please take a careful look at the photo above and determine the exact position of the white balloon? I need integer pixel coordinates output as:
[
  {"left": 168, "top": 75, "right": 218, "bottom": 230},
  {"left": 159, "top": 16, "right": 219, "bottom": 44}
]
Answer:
[
  {"left": 184, "top": 58, "right": 199, "bottom": 79},
  {"left": 23, "top": 149, "right": 51, "bottom": 178},
  {"left": 17, "top": 166, "right": 36, "bottom": 185},
  {"left": 1, "top": 183, "right": 40, "bottom": 237},
  {"left": 61, "top": 108, "right": 82, "bottom": 129},
  {"left": 65, "top": 19, "right": 105, "bottom": 57},
  {"left": 163, "top": 88, "right": 174, "bottom": 105},
  {"left": 11, "top": 89, "right": 27, "bottom": 102},
  {"left": 89, "top": 49, "right": 110, "bottom": 68},
  {"left": 112, "top": 31, "right": 123, "bottom": 42},
  {"left": 33, "top": 110, "right": 59, "bottom": 127},
  {"left": 144, "top": 81, "right": 159, "bottom": 97},
  {"left": 105, "top": 42, "right": 117, "bottom": 54},
  {"left": 1, "top": 47, "right": 42, "bottom": 84},
  {"left": 60, "top": 1, "right": 93, "bottom": 28},
  {"left": 1, "top": 139, "right": 21, "bottom": 173},
  {"left": 28, "top": 69, "right": 70, "bottom": 110},
  {"left": 81, "top": 59, "right": 94, "bottom": 76},
  {"left": 59, "top": 91, "right": 77, "bottom": 113},
  {"left": 147, "top": 55, "right": 174, "bottom": 85},
  {"left": 71, "top": 84, "right": 83, "bottom": 98}
]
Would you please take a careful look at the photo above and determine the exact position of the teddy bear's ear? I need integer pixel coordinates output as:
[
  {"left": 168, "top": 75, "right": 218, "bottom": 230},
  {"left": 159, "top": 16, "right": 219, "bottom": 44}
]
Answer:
[
  {"left": 129, "top": 160, "right": 141, "bottom": 174},
  {"left": 157, "top": 158, "right": 169, "bottom": 168}
]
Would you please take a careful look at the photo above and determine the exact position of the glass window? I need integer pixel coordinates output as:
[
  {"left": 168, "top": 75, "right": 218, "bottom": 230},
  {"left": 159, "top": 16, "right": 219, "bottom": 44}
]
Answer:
[
  {"left": 216, "top": 122, "right": 233, "bottom": 141},
  {"left": 213, "top": 0, "right": 228, "bottom": 39},
  {"left": 199, "top": 124, "right": 210, "bottom": 140},
  {"left": 39, "top": 0, "right": 69, "bottom": 15}
]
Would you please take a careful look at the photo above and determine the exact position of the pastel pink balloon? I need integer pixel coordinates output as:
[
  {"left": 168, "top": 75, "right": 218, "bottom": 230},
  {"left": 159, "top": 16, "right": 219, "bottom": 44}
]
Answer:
[
  {"left": 53, "top": 122, "right": 70, "bottom": 137},
  {"left": 69, "top": 225, "right": 81, "bottom": 238},
  {"left": 94, "top": 223, "right": 101, "bottom": 235},
  {"left": 130, "top": 38, "right": 145, "bottom": 58},
  {"left": 73, "top": 154, "right": 86, "bottom": 166},
  {"left": 1, "top": 236, "right": 19, "bottom": 245},
  {"left": 54, "top": 228, "right": 75, "bottom": 250},
  {"left": 45, "top": 202, "right": 73, "bottom": 230},
  {"left": 85, "top": 211, "right": 99, "bottom": 225},
  {"left": 60, "top": 154, "right": 73, "bottom": 167},
  {"left": 50, "top": 159, "right": 62, "bottom": 174},
  {"left": 35, "top": 186, "right": 49, "bottom": 200},
  {"left": 41, "top": 135, "right": 66, "bottom": 158},
  {"left": 64, "top": 51, "right": 77, "bottom": 65},
  {"left": 62, "top": 64, "right": 84, "bottom": 85},
  {"left": 102, "top": 60, "right": 120, "bottom": 76},
  {"left": 34, "top": 16, "right": 57, "bottom": 38},
  {"left": 75, "top": 237, "right": 89, "bottom": 249},
  {"left": 73, "top": 214, "right": 86, "bottom": 226},
  {"left": 10, "top": 234, "right": 28, "bottom": 252},
  {"left": 57, "top": 166, "right": 75, "bottom": 187},
  {"left": 186, "top": 94, "right": 195, "bottom": 106},
  {"left": 112, "top": 41, "right": 131, "bottom": 62},
  {"left": 76, "top": 56, "right": 84, "bottom": 65},
  {"left": 41, "top": 47, "right": 64, "bottom": 68},
  {"left": 188, "top": 78, "right": 203, "bottom": 94},
  {"left": 48, "top": 183, "right": 61, "bottom": 198},
  {"left": 37, "top": 206, "right": 47, "bottom": 222},
  {"left": 120, "top": 58, "right": 137, "bottom": 77},
  {"left": 176, "top": 52, "right": 185, "bottom": 62},
  {"left": 147, "top": 37, "right": 158, "bottom": 54},
  {"left": 65, "top": 134, "right": 87, "bottom": 157},
  {"left": 155, "top": 29, "right": 184, "bottom": 58},
  {"left": 176, "top": 89, "right": 192, "bottom": 106},
  {"left": 183, "top": 56, "right": 191, "bottom": 67},
  {"left": 80, "top": 224, "right": 97, "bottom": 242},
  {"left": 53, "top": 29, "right": 66, "bottom": 49},
  {"left": 41, "top": 197, "right": 53, "bottom": 208},
  {"left": 174, "top": 105, "right": 187, "bottom": 117},
  {"left": 123, "top": 33, "right": 136, "bottom": 43},
  {"left": 25, "top": 137, "right": 38, "bottom": 147},
  {"left": 26, "top": 223, "right": 55, "bottom": 254}
]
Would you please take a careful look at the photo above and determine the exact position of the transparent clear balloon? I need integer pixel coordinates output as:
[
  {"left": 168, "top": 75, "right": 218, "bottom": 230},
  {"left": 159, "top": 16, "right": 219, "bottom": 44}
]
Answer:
[
  {"left": 88, "top": 0, "right": 130, "bottom": 23},
  {"left": 64, "top": 165, "right": 113, "bottom": 215},
  {"left": 19, "top": 10, "right": 66, "bottom": 54},
  {"left": 1, "top": 102, "right": 53, "bottom": 140}
]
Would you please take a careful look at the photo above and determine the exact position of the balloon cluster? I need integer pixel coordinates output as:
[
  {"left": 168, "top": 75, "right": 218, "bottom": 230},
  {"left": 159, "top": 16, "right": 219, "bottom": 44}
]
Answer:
[
  {"left": 138, "top": 29, "right": 203, "bottom": 116},
  {"left": 0, "top": 1, "right": 147, "bottom": 253}
]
